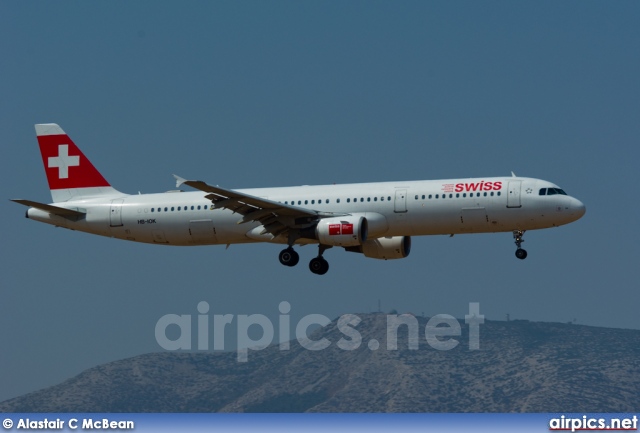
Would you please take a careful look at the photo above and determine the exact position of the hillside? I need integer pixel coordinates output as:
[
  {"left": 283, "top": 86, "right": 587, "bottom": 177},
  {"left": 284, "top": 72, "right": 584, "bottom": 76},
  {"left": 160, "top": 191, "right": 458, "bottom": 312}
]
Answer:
[{"left": 1, "top": 314, "right": 638, "bottom": 412}]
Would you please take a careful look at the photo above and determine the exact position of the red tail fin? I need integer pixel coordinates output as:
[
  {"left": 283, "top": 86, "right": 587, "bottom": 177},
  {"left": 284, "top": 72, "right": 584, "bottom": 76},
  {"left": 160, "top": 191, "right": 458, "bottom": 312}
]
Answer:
[
  {"left": 35, "top": 124, "right": 121, "bottom": 202},
  {"left": 36, "top": 124, "right": 110, "bottom": 190}
]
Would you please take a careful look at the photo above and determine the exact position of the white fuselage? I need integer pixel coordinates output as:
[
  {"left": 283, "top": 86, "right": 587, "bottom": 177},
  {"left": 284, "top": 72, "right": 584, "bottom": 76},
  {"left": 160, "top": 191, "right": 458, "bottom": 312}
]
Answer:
[{"left": 26, "top": 176, "right": 585, "bottom": 246}]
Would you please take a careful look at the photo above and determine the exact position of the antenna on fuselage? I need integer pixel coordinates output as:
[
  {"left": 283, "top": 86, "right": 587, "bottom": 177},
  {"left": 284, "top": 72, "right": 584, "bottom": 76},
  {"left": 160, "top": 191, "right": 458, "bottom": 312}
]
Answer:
[{"left": 511, "top": 171, "right": 517, "bottom": 177}]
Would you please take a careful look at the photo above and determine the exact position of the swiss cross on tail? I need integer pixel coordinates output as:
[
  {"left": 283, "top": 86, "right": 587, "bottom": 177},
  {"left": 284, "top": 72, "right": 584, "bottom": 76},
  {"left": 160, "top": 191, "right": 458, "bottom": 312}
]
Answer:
[
  {"left": 48, "top": 145, "right": 79, "bottom": 179},
  {"left": 36, "top": 124, "right": 110, "bottom": 190}
]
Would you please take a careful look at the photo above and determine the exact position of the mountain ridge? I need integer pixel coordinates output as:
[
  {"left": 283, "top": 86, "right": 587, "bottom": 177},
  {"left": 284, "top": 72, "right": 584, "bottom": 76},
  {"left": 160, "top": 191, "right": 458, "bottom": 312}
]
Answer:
[{"left": 2, "top": 314, "right": 638, "bottom": 412}]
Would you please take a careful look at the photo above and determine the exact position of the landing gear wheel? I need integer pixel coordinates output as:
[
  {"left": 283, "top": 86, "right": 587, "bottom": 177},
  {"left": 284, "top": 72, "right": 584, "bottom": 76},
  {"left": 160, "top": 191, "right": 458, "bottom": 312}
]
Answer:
[
  {"left": 279, "top": 248, "right": 299, "bottom": 267},
  {"left": 309, "top": 257, "right": 329, "bottom": 275},
  {"left": 512, "top": 230, "right": 527, "bottom": 260}
]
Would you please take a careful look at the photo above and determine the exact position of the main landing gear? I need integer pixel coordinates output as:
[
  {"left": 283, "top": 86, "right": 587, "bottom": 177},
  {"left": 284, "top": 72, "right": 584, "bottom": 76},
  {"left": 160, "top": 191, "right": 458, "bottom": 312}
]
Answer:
[
  {"left": 278, "top": 244, "right": 332, "bottom": 275},
  {"left": 309, "top": 244, "right": 331, "bottom": 275},
  {"left": 513, "top": 230, "right": 528, "bottom": 260},
  {"left": 278, "top": 247, "right": 300, "bottom": 267}
]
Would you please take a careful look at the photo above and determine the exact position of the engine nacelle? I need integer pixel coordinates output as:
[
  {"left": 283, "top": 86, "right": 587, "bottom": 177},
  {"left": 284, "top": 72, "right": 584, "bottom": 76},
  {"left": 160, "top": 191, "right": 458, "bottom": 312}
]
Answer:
[
  {"left": 315, "top": 216, "right": 368, "bottom": 247},
  {"left": 347, "top": 212, "right": 388, "bottom": 237},
  {"left": 346, "top": 236, "right": 411, "bottom": 260}
]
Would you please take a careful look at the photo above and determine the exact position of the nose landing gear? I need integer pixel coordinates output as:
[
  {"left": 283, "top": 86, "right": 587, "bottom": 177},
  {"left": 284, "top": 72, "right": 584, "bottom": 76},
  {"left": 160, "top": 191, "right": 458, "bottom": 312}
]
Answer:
[{"left": 513, "top": 230, "right": 528, "bottom": 260}]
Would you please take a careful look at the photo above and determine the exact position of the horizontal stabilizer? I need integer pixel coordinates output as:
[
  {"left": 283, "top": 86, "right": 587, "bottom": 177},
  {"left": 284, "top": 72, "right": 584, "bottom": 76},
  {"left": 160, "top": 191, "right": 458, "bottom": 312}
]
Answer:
[{"left": 11, "top": 199, "right": 86, "bottom": 217}]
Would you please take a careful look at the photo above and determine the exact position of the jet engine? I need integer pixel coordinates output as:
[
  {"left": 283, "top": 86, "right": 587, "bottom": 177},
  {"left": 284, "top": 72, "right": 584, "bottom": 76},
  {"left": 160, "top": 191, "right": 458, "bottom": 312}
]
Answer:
[
  {"left": 346, "top": 236, "right": 411, "bottom": 260},
  {"left": 314, "top": 216, "right": 368, "bottom": 247}
]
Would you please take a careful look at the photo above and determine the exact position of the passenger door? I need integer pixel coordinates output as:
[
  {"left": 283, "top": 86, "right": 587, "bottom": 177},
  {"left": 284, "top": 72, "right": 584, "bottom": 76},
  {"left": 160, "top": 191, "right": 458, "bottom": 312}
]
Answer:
[
  {"left": 507, "top": 181, "right": 522, "bottom": 208},
  {"left": 394, "top": 189, "right": 407, "bottom": 213}
]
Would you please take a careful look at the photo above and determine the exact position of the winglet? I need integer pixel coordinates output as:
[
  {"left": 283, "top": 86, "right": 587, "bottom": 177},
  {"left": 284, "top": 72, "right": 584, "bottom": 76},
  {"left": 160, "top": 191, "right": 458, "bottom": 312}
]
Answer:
[{"left": 173, "top": 174, "right": 187, "bottom": 188}]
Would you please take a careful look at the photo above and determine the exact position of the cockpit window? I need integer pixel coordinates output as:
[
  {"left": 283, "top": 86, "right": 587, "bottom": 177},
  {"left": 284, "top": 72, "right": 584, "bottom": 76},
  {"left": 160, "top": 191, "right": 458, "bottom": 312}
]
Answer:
[{"left": 542, "top": 187, "right": 567, "bottom": 196}]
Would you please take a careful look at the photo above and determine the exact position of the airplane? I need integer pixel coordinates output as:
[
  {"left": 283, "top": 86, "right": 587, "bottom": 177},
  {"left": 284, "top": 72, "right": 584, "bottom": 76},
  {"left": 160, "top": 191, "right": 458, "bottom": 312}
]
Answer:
[{"left": 12, "top": 123, "right": 586, "bottom": 275}]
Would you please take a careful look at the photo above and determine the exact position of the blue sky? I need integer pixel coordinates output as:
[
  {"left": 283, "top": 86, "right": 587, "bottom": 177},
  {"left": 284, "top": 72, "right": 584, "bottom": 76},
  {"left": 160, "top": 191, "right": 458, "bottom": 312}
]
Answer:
[{"left": 1, "top": 1, "right": 639, "bottom": 402}]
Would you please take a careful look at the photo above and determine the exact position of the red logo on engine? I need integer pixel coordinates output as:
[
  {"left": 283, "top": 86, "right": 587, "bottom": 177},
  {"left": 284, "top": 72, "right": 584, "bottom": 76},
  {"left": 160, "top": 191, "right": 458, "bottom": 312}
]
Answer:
[{"left": 329, "top": 223, "right": 354, "bottom": 235}]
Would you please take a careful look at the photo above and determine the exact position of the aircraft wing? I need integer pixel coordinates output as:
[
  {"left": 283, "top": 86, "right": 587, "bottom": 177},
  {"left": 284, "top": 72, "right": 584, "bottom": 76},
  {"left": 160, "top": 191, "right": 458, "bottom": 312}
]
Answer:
[{"left": 174, "top": 175, "right": 348, "bottom": 238}]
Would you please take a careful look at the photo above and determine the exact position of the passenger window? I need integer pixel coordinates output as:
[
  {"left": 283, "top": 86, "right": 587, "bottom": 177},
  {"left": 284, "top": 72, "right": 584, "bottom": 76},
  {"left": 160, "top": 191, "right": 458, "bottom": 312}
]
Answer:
[
  {"left": 337, "top": 199, "right": 340, "bottom": 203},
  {"left": 347, "top": 198, "right": 351, "bottom": 203},
  {"left": 415, "top": 195, "right": 418, "bottom": 200},
  {"left": 360, "top": 198, "right": 364, "bottom": 202},
  {"left": 311, "top": 200, "right": 315, "bottom": 204},
  {"left": 497, "top": 192, "right": 501, "bottom": 196},
  {"left": 449, "top": 194, "right": 453, "bottom": 198},
  {"left": 367, "top": 197, "right": 371, "bottom": 202},
  {"left": 456, "top": 193, "right": 459, "bottom": 198},
  {"left": 387, "top": 196, "right": 391, "bottom": 201},
  {"left": 429, "top": 195, "right": 432, "bottom": 199},
  {"left": 483, "top": 192, "right": 487, "bottom": 197},
  {"left": 164, "top": 207, "right": 168, "bottom": 212},
  {"left": 151, "top": 208, "right": 155, "bottom": 212},
  {"left": 436, "top": 194, "right": 439, "bottom": 199},
  {"left": 490, "top": 192, "right": 494, "bottom": 196},
  {"left": 326, "top": 199, "right": 329, "bottom": 203}
]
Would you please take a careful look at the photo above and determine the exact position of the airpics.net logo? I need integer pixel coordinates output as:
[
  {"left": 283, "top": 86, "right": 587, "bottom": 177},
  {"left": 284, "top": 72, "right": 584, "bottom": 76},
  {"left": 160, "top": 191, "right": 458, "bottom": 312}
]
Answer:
[{"left": 155, "top": 302, "right": 484, "bottom": 361}]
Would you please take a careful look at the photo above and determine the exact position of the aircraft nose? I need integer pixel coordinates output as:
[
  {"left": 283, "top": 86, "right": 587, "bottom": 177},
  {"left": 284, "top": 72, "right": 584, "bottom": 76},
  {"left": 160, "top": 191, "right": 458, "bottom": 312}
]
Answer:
[{"left": 572, "top": 198, "right": 586, "bottom": 219}]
